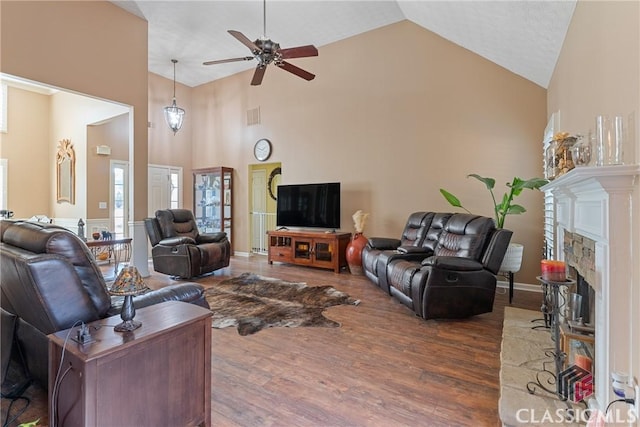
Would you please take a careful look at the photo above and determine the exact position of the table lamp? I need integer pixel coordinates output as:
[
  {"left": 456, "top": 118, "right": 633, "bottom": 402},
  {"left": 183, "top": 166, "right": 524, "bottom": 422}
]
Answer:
[{"left": 109, "top": 266, "right": 150, "bottom": 332}]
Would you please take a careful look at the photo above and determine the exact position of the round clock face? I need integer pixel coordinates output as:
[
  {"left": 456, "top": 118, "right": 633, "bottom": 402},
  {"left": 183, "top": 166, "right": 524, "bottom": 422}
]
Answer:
[{"left": 254, "top": 139, "right": 272, "bottom": 162}]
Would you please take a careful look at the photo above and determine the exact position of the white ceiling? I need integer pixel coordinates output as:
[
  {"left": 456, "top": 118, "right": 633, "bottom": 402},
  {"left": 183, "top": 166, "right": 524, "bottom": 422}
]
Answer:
[{"left": 112, "top": 0, "right": 576, "bottom": 89}]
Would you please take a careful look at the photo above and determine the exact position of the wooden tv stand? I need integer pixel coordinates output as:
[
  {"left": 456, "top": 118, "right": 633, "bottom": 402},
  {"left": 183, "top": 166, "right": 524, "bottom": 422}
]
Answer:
[{"left": 268, "top": 229, "right": 351, "bottom": 273}]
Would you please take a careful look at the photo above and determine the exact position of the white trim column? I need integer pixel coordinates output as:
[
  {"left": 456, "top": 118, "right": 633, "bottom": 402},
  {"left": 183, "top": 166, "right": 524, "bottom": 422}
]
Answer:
[{"left": 129, "top": 220, "right": 150, "bottom": 277}]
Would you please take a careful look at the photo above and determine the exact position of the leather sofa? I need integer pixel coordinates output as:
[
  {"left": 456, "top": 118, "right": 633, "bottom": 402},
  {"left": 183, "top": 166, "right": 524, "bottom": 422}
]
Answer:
[
  {"left": 0, "top": 220, "right": 210, "bottom": 388},
  {"left": 145, "top": 209, "right": 231, "bottom": 279},
  {"left": 363, "top": 212, "right": 512, "bottom": 319}
]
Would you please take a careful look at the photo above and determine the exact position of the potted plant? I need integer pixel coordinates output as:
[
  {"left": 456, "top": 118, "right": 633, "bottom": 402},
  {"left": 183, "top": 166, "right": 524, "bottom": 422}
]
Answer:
[{"left": 439, "top": 174, "right": 548, "bottom": 273}]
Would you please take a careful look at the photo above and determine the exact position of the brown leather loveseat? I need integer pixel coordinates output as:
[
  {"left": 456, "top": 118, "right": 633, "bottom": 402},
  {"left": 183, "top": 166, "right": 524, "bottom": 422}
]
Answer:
[
  {"left": 362, "top": 212, "right": 512, "bottom": 320},
  {"left": 0, "top": 220, "right": 210, "bottom": 388},
  {"left": 145, "top": 209, "right": 231, "bottom": 279}
]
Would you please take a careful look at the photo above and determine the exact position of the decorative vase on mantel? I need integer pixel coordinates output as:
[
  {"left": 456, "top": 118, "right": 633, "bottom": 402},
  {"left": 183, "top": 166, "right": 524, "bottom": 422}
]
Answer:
[{"left": 346, "top": 210, "right": 369, "bottom": 275}]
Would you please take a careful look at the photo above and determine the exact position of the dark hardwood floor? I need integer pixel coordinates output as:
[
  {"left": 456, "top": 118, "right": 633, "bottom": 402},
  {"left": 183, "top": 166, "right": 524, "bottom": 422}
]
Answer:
[{"left": 1, "top": 256, "right": 542, "bottom": 427}]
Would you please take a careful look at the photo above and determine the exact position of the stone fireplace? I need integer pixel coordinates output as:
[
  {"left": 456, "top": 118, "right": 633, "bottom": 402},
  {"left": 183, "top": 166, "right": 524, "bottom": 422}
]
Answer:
[
  {"left": 564, "top": 231, "right": 596, "bottom": 326},
  {"left": 542, "top": 164, "right": 640, "bottom": 410}
]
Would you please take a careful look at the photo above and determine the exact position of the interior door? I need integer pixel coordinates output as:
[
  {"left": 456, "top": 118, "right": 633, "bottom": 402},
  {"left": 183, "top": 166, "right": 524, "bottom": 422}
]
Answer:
[
  {"left": 148, "top": 165, "right": 182, "bottom": 216},
  {"left": 148, "top": 165, "right": 182, "bottom": 255},
  {"left": 148, "top": 166, "right": 169, "bottom": 216},
  {"left": 251, "top": 169, "right": 267, "bottom": 253}
]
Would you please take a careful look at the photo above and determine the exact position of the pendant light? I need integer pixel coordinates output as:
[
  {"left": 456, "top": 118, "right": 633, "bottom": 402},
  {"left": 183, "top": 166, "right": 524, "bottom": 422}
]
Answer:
[{"left": 164, "top": 59, "right": 185, "bottom": 134}]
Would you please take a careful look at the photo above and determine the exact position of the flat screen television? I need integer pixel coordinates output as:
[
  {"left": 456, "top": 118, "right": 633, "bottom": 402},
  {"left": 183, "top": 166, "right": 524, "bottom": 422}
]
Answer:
[{"left": 276, "top": 182, "right": 341, "bottom": 230}]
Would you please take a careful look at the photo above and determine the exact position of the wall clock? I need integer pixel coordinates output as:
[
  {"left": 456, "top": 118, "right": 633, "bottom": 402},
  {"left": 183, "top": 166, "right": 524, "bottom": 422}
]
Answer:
[
  {"left": 268, "top": 167, "right": 281, "bottom": 201},
  {"left": 254, "top": 138, "right": 272, "bottom": 162}
]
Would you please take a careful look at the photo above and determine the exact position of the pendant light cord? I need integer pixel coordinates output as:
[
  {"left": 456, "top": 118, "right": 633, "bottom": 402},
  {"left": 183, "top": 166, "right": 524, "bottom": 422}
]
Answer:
[{"left": 171, "top": 59, "right": 177, "bottom": 100}]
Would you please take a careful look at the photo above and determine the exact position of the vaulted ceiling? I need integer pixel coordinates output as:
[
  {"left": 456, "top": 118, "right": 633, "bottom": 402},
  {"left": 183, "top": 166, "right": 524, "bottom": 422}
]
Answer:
[{"left": 113, "top": 0, "right": 576, "bottom": 89}]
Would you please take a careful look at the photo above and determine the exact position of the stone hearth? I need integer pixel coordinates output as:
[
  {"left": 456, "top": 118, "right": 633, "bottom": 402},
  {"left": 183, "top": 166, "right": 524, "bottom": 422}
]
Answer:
[{"left": 499, "top": 307, "right": 584, "bottom": 427}]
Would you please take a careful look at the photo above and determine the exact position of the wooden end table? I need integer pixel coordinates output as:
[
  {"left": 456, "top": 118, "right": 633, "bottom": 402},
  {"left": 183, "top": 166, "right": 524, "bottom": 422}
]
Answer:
[{"left": 48, "top": 301, "right": 212, "bottom": 427}]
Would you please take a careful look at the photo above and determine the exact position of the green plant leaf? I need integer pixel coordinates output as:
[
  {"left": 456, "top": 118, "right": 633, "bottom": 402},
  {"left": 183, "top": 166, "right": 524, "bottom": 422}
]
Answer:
[
  {"left": 517, "top": 177, "right": 548, "bottom": 190},
  {"left": 439, "top": 189, "right": 462, "bottom": 208},
  {"left": 506, "top": 204, "right": 526, "bottom": 215},
  {"left": 467, "top": 174, "right": 495, "bottom": 190},
  {"left": 440, "top": 174, "right": 548, "bottom": 229}
]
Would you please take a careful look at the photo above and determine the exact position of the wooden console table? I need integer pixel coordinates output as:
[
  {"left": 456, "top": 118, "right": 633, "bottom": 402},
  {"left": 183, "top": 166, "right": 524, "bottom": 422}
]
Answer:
[
  {"left": 48, "top": 301, "right": 212, "bottom": 427},
  {"left": 86, "top": 237, "right": 132, "bottom": 278}
]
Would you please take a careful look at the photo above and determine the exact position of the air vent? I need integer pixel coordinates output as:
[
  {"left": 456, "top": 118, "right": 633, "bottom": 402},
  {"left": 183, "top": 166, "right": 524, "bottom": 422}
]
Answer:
[{"left": 247, "top": 107, "right": 261, "bottom": 126}]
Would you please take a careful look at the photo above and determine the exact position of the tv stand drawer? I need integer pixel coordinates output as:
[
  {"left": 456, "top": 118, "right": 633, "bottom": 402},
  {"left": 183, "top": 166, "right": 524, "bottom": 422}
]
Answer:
[{"left": 270, "top": 247, "right": 292, "bottom": 262}]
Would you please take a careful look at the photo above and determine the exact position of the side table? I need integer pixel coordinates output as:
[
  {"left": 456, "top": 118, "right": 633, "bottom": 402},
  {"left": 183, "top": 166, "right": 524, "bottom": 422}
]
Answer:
[
  {"left": 85, "top": 237, "right": 132, "bottom": 278},
  {"left": 527, "top": 276, "right": 576, "bottom": 398},
  {"left": 48, "top": 301, "right": 212, "bottom": 427}
]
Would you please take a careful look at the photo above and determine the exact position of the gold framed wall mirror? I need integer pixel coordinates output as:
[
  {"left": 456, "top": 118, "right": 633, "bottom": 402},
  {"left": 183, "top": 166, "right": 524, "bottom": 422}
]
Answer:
[{"left": 56, "top": 139, "right": 75, "bottom": 204}]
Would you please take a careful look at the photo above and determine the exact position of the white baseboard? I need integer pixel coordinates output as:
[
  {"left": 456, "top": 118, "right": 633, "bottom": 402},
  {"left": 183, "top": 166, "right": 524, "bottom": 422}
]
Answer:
[
  {"left": 496, "top": 280, "right": 541, "bottom": 293},
  {"left": 233, "top": 251, "right": 251, "bottom": 257}
]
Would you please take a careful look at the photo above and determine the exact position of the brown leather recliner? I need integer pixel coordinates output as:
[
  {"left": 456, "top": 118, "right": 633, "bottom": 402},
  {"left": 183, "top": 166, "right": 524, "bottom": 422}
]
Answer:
[
  {"left": 0, "top": 220, "right": 210, "bottom": 388},
  {"left": 145, "top": 209, "right": 231, "bottom": 279}
]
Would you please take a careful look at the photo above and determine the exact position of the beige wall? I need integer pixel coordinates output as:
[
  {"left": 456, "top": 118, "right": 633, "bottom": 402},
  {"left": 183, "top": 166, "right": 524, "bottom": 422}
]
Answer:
[
  {"left": 546, "top": 0, "right": 640, "bottom": 402},
  {"left": 49, "top": 91, "right": 129, "bottom": 221},
  {"left": 87, "top": 113, "right": 129, "bottom": 220},
  {"left": 548, "top": 1, "right": 639, "bottom": 156},
  {"left": 1, "top": 1, "right": 148, "bottom": 221},
  {"left": 148, "top": 72, "right": 193, "bottom": 211},
  {"left": 0, "top": 87, "right": 50, "bottom": 218},
  {"left": 193, "top": 20, "right": 548, "bottom": 283}
]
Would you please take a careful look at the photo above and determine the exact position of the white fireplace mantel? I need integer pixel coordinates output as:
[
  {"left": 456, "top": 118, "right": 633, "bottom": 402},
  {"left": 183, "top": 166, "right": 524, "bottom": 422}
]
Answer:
[{"left": 541, "top": 164, "right": 640, "bottom": 412}]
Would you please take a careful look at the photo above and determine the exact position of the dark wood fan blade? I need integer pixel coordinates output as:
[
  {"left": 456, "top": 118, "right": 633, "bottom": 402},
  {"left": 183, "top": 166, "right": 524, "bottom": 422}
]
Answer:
[
  {"left": 229, "top": 30, "right": 260, "bottom": 52},
  {"left": 278, "top": 45, "right": 318, "bottom": 59},
  {"left": 277, "top": 61, "right": 315, "bottom": 81},
  {"left": 203, "top": 56, "right": 254, "bottom": 66},
  {"left": 251, "top": 66, "right": 267, "bottom": 86}
]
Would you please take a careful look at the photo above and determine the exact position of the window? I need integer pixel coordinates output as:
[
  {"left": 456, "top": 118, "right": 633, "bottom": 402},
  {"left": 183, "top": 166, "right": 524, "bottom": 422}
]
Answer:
[
  {"left": 111, "top": 161, "right": 129, "bottom": 238},
  {"left": 170, "top": 170, "right": 180, "bottom": 209}
]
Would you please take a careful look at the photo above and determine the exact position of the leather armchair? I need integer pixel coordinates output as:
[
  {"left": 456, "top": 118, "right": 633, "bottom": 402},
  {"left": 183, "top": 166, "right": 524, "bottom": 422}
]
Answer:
[
  {"left": 384, "top": 214, "right": 512, "bottom": 319},
  {"left": 145, "top": 209, "right": 230, "bottom": 279},
  {"left": 0, "top": 220, "right": 210, "bottom": 388}
]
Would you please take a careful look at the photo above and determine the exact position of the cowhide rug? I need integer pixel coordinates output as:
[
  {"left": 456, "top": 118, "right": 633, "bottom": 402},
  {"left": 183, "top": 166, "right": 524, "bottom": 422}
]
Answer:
[{"left": 204, "top": 272, "right": 360, "bottom": 336}]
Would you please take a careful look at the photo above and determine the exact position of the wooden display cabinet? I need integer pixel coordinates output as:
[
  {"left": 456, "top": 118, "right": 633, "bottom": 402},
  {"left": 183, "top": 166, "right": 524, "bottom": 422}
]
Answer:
[
  {"left": 267, "top": 229, "right": 351, "bottom": 273},
  {"left": 193, "top": 166, "right": 233, "bottom": 244}
]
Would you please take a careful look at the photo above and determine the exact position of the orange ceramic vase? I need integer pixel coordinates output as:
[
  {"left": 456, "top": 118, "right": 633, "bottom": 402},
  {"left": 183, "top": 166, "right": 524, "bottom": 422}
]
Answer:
[{"left": 346, "top": 233, "right": 367, "bottom": 275}]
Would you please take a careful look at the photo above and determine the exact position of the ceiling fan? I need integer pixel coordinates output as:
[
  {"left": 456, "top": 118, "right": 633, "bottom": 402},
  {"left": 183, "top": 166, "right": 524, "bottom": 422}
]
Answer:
[{"left": 202, "top": 0, "right": 318, "bottom": 86}]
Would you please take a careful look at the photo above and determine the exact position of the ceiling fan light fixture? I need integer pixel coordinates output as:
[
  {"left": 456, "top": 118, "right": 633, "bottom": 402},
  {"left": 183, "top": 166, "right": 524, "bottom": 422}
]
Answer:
[{"left": 164, "top": 59, "right": 185, "bottom": 135}]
